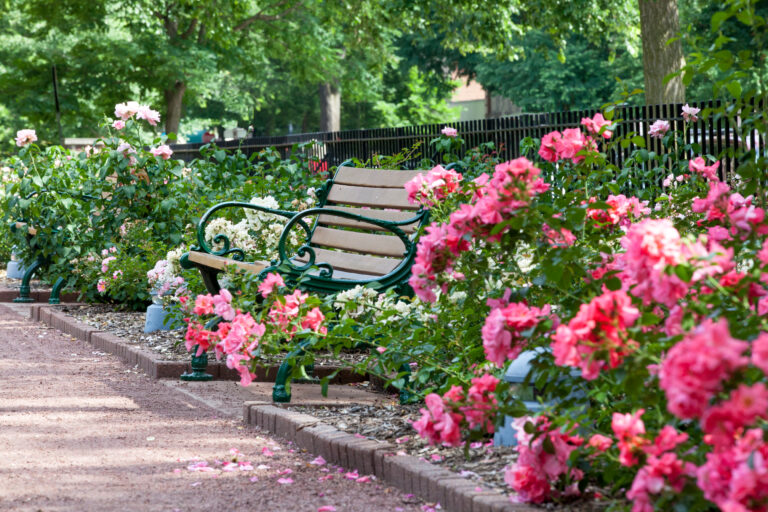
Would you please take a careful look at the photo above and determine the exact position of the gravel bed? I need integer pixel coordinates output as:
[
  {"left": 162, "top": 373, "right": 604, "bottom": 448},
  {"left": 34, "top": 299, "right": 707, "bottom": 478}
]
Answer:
[{"left": 58, "top": 304, "right": 373, "bottom": 367}]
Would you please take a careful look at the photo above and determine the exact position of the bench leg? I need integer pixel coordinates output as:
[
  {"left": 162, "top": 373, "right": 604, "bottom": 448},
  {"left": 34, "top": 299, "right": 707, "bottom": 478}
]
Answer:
[
  {"left": 180, "top": 316, "right": 220, "bottom": 382},
  {"left": 200, "top": 268, "right": 221, "bottom": 295},
  {"left": 49, "top": 277, "right": 66, "bottom": 305},
  {"left": 273, "top": 340, "right": 311, "bottom": 403},
  {"left": 180, "top": 345, "right": 214, "bottom": 381},
  {"left": 13, "top": 258, "right": 42, "bottom": 303}
]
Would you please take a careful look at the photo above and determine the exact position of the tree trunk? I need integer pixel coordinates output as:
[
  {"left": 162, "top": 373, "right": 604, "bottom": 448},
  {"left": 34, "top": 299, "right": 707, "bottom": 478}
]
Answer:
[
  {"left": 638, "top": 0, "right": 686, "bottom": 105},
  {"left": 318, "top": 81, "right": 341, "bottom": 132},
  {"left": 164, "top": 80, "right": 186, "bottom": 135}
]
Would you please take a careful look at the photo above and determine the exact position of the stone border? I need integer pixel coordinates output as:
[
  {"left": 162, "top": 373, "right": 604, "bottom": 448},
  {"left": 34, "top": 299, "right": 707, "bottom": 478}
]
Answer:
[
  {"left": 31, "top": 305, "right": 367, "bottom": 384},
  {"left": 244, "top": 402, "right": 535, "bottom": 512}
]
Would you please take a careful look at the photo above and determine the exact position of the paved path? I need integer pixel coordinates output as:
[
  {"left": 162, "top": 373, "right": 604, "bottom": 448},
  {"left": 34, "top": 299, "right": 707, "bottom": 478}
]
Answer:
[{"left": 0, "top": 304, "right": 424, "bottom": 512}]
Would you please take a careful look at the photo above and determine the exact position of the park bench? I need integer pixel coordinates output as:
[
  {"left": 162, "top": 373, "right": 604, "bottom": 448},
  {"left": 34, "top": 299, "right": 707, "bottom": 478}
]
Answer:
[{"left": 179, "top": 161, "right": 431, "bottom": 401}]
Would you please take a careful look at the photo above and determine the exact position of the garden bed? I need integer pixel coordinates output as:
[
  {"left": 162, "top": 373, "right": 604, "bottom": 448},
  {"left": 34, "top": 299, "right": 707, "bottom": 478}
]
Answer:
[
  {"left": 59, "top": 304, "right": 372, "bottom": 367},
  {"left": 288, "top": 403, "right": 518, "bottom": 494}
]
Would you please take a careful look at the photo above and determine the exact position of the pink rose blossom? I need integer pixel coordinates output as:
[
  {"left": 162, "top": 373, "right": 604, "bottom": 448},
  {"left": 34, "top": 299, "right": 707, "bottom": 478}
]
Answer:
[
  {"left": 482, "top": 302, "right": 550, "bottom": 367},
  {"left": 658, "top": 318, "right": 748, "bottom": 419},
  {"left": 258, "top": 272, "right": 285, "bottom": 297},
  {"left": 554, "top": 128, "right": 586, "bottom": 163},
  {"left": 689, "top": 157, "right": 720, "bottom": 180},
  {"left": 441, "top": 126, "right": 457, "bottom": 137},
  {"left": 538, "top": 131, "right": 561, "bottom": 163},
  {"left": 150, "top": 144, "right": 173, "bottom": 160},
  {"left": 114, "top": 101, "right": 141, "bottom": 120},
  {"left": 136, "top": 105, "right": 161, "bottom": 126},
  {"left": 682, "top": 104, "right": 700, "bottom": 122},
  {"left": 752, "top": 332, "right": 768, "bottom": 375},
  {"left": 581, "top": 112, "right": 612, "bottom": 139},
  {"left": 551, "top": 290, "right": 639, "bottom": 380},
  {"left": 587, "top": 434, "right": 613, "bottom": 452},
  {"left": 97, "top": 279, "right": 107, "bottom": 293},
  {"left": 404, "top": 165, "right": 463, "bottom": 207},
  {"left": 15, "top": 129, "right": 37, "bottom": 147},
  {"left": 649, "top": 120, "right": 670, "bottom": 139},
  {"left": 112, "top": 120, "right": 125, "bottom": 130},
  {"left": 193, "top": 294, "right": 215, "bottom": 316}
]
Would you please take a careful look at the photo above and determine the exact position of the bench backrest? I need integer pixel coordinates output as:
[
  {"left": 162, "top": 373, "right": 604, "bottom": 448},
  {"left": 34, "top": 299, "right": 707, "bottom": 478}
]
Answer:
[{"left": 290, "top": 165, "right": 428, "bottom": 285}]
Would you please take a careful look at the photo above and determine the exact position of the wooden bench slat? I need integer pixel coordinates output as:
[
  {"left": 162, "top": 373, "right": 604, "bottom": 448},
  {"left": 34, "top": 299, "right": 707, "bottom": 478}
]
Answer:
[
  {"left": 327, "top": 184, "right": 417, "bottom": 210},
  {"left": 15, "top": 222, "right": 37, "bottom": 236},
  {"left": 294, "top": 247, "right": 401, "bottom": 276},
  {"left": 317, "top": 206, "right": 420, "bottom": 233},
  {"left": 311, "top": 226, "right": 407, "bottom": 258},
  {"left": 188, "top": 251, "right": 268, "bottom": 274},
  {"left": 334, "top": 166, "right": 423, "bottom": 188}
]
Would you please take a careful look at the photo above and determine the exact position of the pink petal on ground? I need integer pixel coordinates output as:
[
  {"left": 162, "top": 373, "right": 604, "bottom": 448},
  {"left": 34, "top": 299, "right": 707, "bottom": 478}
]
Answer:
[
  {"left": 310, "top": 456, "right": 327, "bottom": 466},
  {"left": 356, "top": 475, "right": 372, "bottom": 483},
  {"left": 353, "top": 433, "right": 366, "bottom": 439},
  {"left": 250, "top": 476, "right": 259, "bottom": 482},
  {"left": 256, "top": 464, "right": 270, "bottom": 470},
  {"left": 345, "top": 471, "right": 359, "bottom": 480},
  {"left": 469, "top": 442, "right": 483, "bottom": 449},
  {"left": 262, "top": 447, "right": 274, "bottom": 457},
  {"left": 431, "top": 454, "right": 443, "bottom": 462},
  {"left": 318, "top": 475, "right": 333, "bottom": 481},
  {"left": 318, "top": 507, "right": 337, "bottom": 512},
  {"left": 190, "top": 482, "right": 201, "bottom": 487},
  {"left": 278, "top": 469, "right": 293, "bottom": 475},
  {"left": 277, "top": 477, "right": 294, "bottom": 485},
  {"left": 395, "top": 436, "right": 410, "bottom": 444}
]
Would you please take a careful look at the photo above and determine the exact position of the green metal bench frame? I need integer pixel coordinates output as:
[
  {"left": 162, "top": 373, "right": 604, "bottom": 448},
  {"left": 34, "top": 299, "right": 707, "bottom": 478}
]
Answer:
[{"left": 179, "top": 160, "right": 430, "bottom": 400}]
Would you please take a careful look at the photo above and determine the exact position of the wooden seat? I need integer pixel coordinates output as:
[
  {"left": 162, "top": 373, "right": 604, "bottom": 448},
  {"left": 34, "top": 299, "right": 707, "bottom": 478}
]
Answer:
[{"left": 180, "top": 162, "right": 429, "bottom": 295}]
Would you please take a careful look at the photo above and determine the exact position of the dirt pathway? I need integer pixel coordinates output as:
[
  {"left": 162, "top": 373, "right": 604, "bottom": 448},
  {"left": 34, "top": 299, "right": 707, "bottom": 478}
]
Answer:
[{"left": 0, "top": 304, "right": 425, "bottom": 512}]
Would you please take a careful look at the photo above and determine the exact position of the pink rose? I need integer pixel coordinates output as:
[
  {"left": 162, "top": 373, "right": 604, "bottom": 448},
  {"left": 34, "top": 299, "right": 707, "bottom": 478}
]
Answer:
[
  {"left": 150, "top": 144, "right": 173, "bottom": 160},
  {"left": 441, "top": 126, "right": 458, "bottom": 137},
  {"left": 112, "top": 120, "right": 125, "bottom": 130},
  {"left": 649, "top": 120, "right": 670, "bottom": 139},
  {"left": 15, "top": 129, "right": 38, "bottom": 147}
]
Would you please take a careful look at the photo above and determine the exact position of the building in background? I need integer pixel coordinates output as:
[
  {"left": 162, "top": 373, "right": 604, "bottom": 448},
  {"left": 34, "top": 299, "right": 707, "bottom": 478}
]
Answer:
[{"left": 447, "top": 75, "right": 521, "bottom": 121}]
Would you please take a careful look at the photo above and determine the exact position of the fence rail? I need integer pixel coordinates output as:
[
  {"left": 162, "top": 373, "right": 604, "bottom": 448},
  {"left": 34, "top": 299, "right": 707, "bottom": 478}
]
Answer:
[{"left": 171, "top": 100, "right": 764, "bottom": 175}]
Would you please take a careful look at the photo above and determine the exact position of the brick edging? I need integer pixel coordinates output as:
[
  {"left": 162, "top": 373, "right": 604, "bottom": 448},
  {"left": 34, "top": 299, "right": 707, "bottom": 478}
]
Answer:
[
  {"left": 31, "top": 305, "right": 369, "bottom": 384},
  {"left": 0, "top": 289, "right": 79, "bottom": 303},
  {"left": 244, "top": 403, "right": 534, "bottom": 512}
]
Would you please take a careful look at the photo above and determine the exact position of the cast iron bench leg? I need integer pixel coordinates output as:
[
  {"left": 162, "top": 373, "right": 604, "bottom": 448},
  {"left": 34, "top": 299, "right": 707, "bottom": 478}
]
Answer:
[
  {"left": 13, "top": 258, "right": 42, "bottom": 303},
  {"left": 48, "top": 277, "right": 66, "bottom": 304}
]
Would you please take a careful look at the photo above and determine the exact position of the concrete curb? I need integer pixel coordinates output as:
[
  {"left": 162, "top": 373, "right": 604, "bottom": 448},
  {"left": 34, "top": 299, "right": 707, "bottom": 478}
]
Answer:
[
  {"left": 32, "top": 305, "right": 368, "bottom": 384},
  {"left": 244, "top": 402, "right": 534, "bottom": 512}
]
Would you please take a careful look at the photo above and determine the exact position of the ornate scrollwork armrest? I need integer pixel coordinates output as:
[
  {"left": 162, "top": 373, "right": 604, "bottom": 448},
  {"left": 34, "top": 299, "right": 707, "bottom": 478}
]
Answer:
[
  {"left": 273, "top": 207, "right": 429, "bottom": 279},
  {"left": 192, "top": 201, "right": 312, "bottom": 261}
]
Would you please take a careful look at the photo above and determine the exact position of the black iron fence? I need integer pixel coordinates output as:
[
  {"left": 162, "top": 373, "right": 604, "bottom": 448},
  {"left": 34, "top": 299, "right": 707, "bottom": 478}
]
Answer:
[{"left": 171, "top": 100, "right": 764, "bottom": 175}]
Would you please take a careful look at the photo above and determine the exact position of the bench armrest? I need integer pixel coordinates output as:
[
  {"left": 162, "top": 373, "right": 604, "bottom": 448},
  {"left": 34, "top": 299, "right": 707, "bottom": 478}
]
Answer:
[
  {"left": 274, "top": 207, "right": 429, "bottom": 279},
  {"left": 190, "top": 200, "right": 311, "bottom": 261}
]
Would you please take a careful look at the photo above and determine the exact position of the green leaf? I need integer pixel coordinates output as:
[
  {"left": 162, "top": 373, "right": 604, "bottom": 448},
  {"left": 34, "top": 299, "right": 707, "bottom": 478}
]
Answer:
[
  {"left": 726, "top": 81, "right": 742, "bottom": 99},
  {"left": 711, "top": 11, "right": 730, "bottom": 30},
  {"left": 605, "top": 277, "right": 622, "bottom": 291},
  {"left": 631, "top": 135, "right": 646, "bottom": 148}
]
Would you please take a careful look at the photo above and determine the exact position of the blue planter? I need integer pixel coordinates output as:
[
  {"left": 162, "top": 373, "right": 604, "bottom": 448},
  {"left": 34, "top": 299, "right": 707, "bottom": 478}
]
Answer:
[
  {"left": 6, "top": 260, "right": 26, "bottom": 279},
  {"left": 493, "top": 349, "right": 584, "bottom": 446},
  {"left": 144, "top": 303, "right": 172, "bottom": 333}
]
